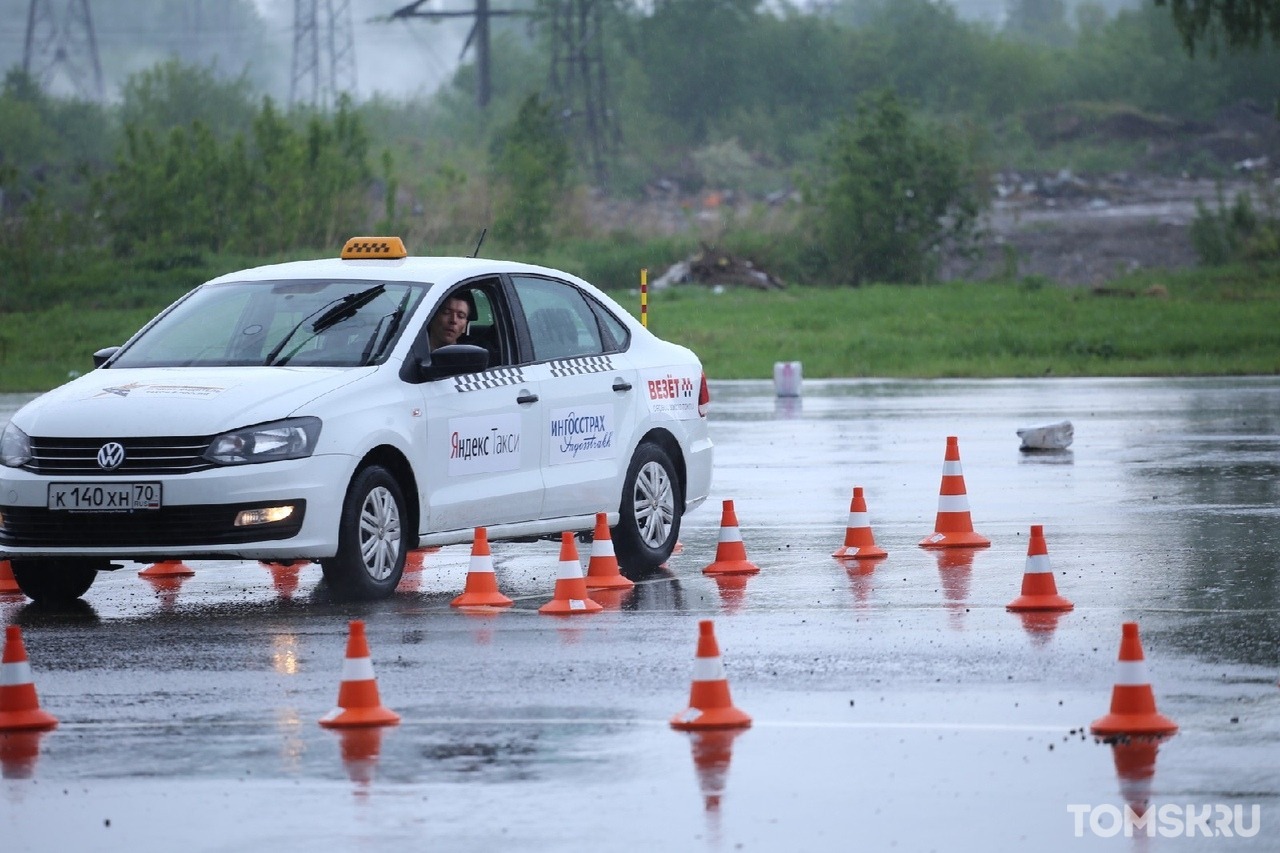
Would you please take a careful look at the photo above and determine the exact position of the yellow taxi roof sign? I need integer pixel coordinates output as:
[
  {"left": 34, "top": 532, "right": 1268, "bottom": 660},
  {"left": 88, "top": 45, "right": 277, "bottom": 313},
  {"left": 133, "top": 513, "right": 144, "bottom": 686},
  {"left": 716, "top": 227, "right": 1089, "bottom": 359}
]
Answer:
[{"left": 341, "top": 236, "right": 408, "bottom": 260}]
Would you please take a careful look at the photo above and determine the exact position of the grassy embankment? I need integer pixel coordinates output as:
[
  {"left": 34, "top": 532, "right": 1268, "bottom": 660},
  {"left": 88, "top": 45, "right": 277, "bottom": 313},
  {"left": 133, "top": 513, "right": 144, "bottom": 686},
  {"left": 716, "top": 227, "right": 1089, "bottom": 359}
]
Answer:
[{"left": 1, "top": 264, "right": 1278, "bottom": 393}]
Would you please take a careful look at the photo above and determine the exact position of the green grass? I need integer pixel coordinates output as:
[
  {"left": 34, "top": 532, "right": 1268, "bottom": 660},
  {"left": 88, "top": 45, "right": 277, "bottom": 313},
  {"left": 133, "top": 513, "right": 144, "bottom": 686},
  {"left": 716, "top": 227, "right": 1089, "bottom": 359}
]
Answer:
[{"left": 2, "top": 265, "right": 1278, "bottom": 392}]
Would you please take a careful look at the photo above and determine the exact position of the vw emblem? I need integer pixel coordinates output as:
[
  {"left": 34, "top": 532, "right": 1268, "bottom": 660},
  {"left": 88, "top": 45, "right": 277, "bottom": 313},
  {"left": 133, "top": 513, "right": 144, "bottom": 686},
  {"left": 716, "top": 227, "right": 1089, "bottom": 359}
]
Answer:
[{"left": 97, "top": 442, "right": 126, "bottom": 470}]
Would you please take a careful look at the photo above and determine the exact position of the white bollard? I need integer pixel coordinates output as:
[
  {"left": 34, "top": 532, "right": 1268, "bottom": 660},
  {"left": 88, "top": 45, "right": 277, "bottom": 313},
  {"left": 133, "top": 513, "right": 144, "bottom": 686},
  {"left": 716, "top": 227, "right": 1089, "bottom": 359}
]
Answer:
[{"left": 773, "top": 361, "right": 802, "bottom": 397}]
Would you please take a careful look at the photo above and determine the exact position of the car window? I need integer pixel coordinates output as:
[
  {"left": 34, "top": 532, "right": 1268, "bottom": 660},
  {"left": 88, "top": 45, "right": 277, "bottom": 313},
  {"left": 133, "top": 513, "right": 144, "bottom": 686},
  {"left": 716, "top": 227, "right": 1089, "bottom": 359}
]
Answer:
[
  {"left": 511, "top": 275, "right": 605, "bottom": 362},
  {"left": 587, "top": 295, "right": 630, "bottom": 353},
  {"left": 110, "top": 280, "right": 425, "bottom": 368}
]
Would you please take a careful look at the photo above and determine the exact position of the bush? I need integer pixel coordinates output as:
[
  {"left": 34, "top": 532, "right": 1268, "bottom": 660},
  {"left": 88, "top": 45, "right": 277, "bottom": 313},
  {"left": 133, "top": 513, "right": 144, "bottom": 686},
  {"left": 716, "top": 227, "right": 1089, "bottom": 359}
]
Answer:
[
  {"left": 802, "top": 89, "right": 987, "bottom": 285},
  {"left": 1190, "top": 179, "right": 1280, "bottom": 265}
]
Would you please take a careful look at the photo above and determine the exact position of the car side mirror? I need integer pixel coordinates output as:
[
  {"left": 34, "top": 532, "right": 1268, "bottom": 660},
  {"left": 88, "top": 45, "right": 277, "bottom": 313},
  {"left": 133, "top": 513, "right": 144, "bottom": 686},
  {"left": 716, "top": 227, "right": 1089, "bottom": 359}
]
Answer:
[
  {"left": 413, "top": 344, "right": 490, "bottom": 382},
  {"left": 93, "top": 346, "right": 121, "bottom": 368}
]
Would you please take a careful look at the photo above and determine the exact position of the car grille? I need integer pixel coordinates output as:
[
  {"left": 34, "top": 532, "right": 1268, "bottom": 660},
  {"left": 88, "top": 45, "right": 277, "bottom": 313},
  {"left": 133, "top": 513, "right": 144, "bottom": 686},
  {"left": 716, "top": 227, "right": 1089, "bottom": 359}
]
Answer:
[
  {"left": 0, "top": 501, "right": 306, "bottom": 548},
  {"left": 25, "top": 436, "right": 216, "bottom": 475}
]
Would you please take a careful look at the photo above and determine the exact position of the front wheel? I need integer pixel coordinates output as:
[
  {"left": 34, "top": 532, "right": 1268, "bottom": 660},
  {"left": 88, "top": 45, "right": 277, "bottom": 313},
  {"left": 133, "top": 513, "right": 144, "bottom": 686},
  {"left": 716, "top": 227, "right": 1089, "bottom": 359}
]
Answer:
[
  {"left": 614, "top": 443, "right": 682, "bottom": 571},
  {"left": 320, "top": 465, "right": 407, "bottom": 600},
  {"left": 10, "top": 558, "right": 102, "bottom": 604}
]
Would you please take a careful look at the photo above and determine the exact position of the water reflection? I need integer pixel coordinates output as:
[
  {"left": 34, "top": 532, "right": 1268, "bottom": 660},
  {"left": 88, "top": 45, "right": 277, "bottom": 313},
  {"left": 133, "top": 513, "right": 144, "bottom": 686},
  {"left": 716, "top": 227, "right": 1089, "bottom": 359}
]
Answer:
[
  {"left": 933, "top": 548, "right": 978, "bottom": 631},
  {"left": 0, "top": 731, "right": 48, "bottom": 780},
  {"left": 683, "top": 729, "right": 747, "bottom": 847}
]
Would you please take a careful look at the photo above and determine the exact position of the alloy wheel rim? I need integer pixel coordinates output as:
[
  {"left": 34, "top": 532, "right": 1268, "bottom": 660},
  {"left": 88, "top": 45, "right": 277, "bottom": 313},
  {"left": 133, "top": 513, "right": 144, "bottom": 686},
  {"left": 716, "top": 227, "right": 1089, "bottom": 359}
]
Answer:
[
  {"left": 634, "top": 460, "right": 674, "bottom": 549},
  {"left": 358, "top": 485, "right": 402, "bottom": 581}
]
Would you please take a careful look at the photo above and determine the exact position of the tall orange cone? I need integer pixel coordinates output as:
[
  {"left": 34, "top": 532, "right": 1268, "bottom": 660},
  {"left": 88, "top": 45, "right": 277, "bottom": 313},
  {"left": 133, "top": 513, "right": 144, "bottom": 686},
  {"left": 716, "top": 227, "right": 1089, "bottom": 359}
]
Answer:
[
  {"left": 833, "top": 487, "right": 888, "bottom": 560},
  {"left": 138, "top": 559, "right": 195, "bottom": 578},
  {"left": 585, "top": 513, "right": 634, "bottom": 591},
  {"left": 671, "top": 620, "right": 752, "bottom": 731},
  {"left": 1007, "top": 525, "right": 1073, "bottom": 611},
  {"left": 919, "top": 436, "right": 990, "bottom": 549},
  {"left": 702, "top": 500, "right": 760, "bottom": 576},
  {"left": 539, "top": 532, "right": 603, "bottom": 615},
  {"left": 1090, "top": 622, "right": 1178, "bottom": 738},
  {"left": 318, "top": 620, "right": 400, "bottom": 729},
  {"left": 0, "top": 625, "right": 59, "bottom": 732},
  {"left": 451, "top": 527, "right": 513, "bottom": 608},
  {"left": 1, "top": 560, "right": 24, "bottom": 595}
]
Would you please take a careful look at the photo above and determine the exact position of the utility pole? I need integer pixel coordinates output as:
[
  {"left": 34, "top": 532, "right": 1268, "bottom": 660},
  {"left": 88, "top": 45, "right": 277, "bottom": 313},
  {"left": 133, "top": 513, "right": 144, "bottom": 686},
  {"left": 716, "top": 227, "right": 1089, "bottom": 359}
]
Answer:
[
  {"left": 291, "top": 0, "right": 359, "bottom": 109},
  {"left": 389, "top": 0, "right": 529, "bottom": 110},
  {"left": 547, "top": 0, "right": 618, "bottom": 183},
  {"left": 22, "top": 0, "right": 105, "bottom": 102}
]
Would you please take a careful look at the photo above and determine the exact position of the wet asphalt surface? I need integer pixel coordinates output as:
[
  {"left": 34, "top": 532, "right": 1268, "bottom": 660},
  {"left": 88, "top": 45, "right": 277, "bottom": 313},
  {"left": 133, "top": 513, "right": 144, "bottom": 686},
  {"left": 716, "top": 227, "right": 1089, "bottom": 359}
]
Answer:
[{"left": 2, "top": 378, "right": 1278, "bottom": 852}]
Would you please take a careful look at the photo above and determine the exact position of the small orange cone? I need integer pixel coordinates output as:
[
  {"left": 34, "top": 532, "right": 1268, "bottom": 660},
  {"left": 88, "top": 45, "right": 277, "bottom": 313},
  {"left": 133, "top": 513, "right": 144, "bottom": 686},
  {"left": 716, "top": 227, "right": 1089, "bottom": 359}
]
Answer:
[
  {"left": 0, "top": 560, "right": 23, "bottom": 595},
  {"left": 539, "top": 533, "right": 603, "bottom": 615},
  {"left": 919, "top": 436, "right": 990, "bottom": 549},
  {"left": 138, "top": 559, "right": 195, "bottom": 578},
  {"left": 585, "top": 513, "right": 634, "bottom": 590},
  {"left": 1006, "top": 525, "right": 1073, "bottom": 612},
  {"left": 702, "top": 500, "right": 760, "bottom": 576},
  {"left": 318, "top": 620, "right": 400, "bottom": 729},
  {"left": 0, "top": 626, "right": 59, "bottom": 732},
  {"left": 671, "top": 620, "right": 752, "bottom": 731},
  {"left": 833, "top": 487, "right": 888, "bottom": 560},
  {"left": 451, "top": 527, "right": 513, "bottom": 608},
  {"left": 1090, "top": 622, "right": 1178, "bottom": 738}
]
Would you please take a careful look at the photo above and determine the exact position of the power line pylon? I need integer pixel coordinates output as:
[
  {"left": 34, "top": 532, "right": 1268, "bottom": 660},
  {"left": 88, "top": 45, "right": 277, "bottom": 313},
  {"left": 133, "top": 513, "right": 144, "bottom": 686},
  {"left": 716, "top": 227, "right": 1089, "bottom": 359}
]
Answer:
[
  {"left": 547, "top": 0, "right": 618, "bottom": 184},
  {"left": 389, "top": 0, "right": 530, "bottom": 110},
  {"left": 22, "top": 0, "right": 105, "bottom": 102},
  {"left": 291, "top": 0, "right": 359, "bottom": 109}
]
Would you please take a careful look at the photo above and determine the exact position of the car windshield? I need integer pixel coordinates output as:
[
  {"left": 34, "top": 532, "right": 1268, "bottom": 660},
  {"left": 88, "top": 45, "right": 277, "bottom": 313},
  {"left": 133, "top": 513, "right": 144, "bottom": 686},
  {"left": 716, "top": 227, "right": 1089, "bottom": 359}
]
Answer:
[{"left": 109, "top": 279, "right": 428, "bottom": 368}]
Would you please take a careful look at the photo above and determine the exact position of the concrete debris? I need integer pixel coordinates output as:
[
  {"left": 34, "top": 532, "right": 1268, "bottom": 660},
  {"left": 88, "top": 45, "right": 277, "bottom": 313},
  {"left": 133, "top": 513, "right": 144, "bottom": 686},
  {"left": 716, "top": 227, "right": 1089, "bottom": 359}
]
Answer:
[{"left": 652, "top": 245, "right": 784, "bottom": 291}]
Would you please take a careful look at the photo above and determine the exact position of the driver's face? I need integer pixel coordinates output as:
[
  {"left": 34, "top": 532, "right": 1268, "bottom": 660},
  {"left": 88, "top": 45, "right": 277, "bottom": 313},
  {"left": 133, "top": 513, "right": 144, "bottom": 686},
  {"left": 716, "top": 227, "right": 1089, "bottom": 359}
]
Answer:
[{"left": 429, "top": 297, "right": 469, "bottom": 348}]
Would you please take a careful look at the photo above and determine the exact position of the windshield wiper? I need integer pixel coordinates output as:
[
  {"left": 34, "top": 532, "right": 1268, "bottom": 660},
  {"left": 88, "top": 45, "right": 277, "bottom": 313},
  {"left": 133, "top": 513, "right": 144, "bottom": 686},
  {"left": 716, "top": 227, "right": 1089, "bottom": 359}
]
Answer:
[
  {"left": 360, "top": 289, "right": 413, "bottom": 365},
  {"left": 264, "top": 284, "right": 386, "bottom": 366}
]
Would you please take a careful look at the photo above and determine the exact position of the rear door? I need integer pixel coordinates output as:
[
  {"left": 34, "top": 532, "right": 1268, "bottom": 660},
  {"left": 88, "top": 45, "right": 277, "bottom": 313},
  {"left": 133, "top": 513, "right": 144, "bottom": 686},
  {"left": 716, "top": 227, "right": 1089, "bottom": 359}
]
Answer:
[{"left": 507, "top": 274, "right": 639, "bottom": 521}]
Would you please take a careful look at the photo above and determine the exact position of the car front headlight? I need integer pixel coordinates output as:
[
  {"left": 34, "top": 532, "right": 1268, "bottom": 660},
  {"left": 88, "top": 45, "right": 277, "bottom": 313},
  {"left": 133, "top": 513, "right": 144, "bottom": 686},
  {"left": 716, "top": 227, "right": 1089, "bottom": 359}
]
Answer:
[
  {"left": 203, "top": 417, "right": 322, "bottom": 466},
  {"left": 0, "top": 423, "right": 32, "bottom": 467}
]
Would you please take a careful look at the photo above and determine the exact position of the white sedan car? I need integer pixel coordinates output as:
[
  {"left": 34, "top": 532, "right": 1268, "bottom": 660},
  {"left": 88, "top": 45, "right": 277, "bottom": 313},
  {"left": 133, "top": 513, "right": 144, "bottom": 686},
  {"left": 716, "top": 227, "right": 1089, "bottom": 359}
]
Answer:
[{"left": 0, "top": 238, "right": 713, "bottom": 602}]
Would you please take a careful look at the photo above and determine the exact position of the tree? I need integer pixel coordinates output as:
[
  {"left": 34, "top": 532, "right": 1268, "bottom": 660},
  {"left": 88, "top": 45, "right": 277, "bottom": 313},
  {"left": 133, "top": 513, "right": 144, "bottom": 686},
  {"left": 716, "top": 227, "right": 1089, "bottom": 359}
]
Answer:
[
  {"left": 804, "top": 89, "right": 985, "bottom": 285},
  {"left": 1154, "top": 0, "right": 1280, "bottom": 53},
  {"left": 489, "top": 94, "right": 572, "bottom": 251}
]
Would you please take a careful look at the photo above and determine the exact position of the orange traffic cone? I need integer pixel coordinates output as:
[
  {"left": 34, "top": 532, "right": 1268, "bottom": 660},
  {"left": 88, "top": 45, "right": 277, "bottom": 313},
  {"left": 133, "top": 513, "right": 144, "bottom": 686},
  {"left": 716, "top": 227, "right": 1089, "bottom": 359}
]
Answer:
[
  {"left": 0, "top": 560, "right": 23, "bottom": 595},
  {"left": 919, "top": 436, "right": 990, "bottom": 549},
  {"left": 1090, "top": 622, "right": 1178, "bottom": 738},
  {"left": 539, "top": 533, "right": 603, "bottom": 615},
  {"left": 703, "top": 500, "right": 760, "bottom": 576},
  {"left": 138, "top": 559, "right": 195, "bottom": 578},
  {"left": 585, "top": 513, "right": 634, "bottom": 591},
  {"left": 833, "top": 487, "right": 888, "bottom": 560},
  {"left": 318, "top": 620, "right": 400, "bottom": 729},
  {"left": 671, "top": 620, "right": 752, "bottom": 731},
  {"left": 1007, "top": 525, "right": 1073, "bottom": 612},
  {"left": 451, "top": 527, "right": 513, "bottom": 608},
  {"left": 0, "top": 626, "right": 59, "bottom": 732}
]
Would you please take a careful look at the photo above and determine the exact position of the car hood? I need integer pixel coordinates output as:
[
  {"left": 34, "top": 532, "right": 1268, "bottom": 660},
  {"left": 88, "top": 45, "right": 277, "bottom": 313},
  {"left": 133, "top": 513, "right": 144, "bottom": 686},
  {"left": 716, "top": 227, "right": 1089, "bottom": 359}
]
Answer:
[{"left": 12, "top": 367, "right": 371, "bottom": 438}]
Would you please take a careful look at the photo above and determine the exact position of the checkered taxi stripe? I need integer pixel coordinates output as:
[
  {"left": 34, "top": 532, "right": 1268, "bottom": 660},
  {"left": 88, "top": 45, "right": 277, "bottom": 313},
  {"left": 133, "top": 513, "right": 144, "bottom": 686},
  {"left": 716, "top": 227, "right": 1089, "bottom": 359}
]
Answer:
[
  {"left": 454, "top": 366, "right": 527, "bottom": 393},
  {"left": 549, "top": 355, "right": 614, "bottom": 377}
]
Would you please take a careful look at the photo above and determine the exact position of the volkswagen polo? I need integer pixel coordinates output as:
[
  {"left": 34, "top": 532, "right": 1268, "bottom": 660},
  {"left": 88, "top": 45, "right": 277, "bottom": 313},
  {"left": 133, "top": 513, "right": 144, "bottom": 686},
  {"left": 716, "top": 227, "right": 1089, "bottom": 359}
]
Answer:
[{"left": 0, "top": 237, "right": 713, "bottom": 602}]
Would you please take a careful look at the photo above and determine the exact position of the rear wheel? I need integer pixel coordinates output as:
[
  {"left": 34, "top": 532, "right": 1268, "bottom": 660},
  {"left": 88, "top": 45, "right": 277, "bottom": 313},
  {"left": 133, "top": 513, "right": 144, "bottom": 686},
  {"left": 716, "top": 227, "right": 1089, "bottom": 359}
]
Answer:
[
  {"left": 614, "top": 443, "right": 682, "bottom": 571},
  {"left": 320, "top": 465, "right": 407, "bottom": 600},
  {"left": 10, "top": 558, "right": 101, "bottom": 604}
]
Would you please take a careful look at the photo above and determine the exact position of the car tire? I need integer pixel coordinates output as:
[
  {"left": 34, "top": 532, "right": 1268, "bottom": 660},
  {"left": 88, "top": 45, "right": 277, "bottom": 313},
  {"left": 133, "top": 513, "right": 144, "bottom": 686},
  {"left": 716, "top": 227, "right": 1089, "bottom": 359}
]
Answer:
[
  {"left": 614, "top": 442, "right": 682, "bottom": 571},
  {"left": 9, "top": 558, "right": 100, "bottom": 604},
  {"left": 320, "top": 464, "right": 407, "bottom": 600}
]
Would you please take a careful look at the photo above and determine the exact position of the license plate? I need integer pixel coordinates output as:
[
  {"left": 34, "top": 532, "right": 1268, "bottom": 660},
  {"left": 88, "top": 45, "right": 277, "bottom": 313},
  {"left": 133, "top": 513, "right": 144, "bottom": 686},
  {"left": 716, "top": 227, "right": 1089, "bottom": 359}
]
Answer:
[{"left": 47, "top": 482, "right": 162, "bottom": 512}]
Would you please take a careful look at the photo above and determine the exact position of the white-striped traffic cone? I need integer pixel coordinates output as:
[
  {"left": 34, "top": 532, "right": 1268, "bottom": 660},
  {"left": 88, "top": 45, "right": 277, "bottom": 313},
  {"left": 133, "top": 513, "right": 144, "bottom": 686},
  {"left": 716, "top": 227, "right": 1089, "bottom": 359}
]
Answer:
[
  {"left": 318, "top": 620, "right": 400, "bottom": 729},
  {"left": 1006, "top": 525, "right": 1073, "bottom": 611},
  {"left": 451, "top": 527, "right": 513, "bottom": 608},
  {"left": 919, "top": 435, "right": 990, "bottom": 548},
  {"left": 671, "top": 620, "right": 752, "bottom": 731},
  {"left": 0, "top": 626, "right": 58, "bottom": 732},
  {"left": 1090, "top": 622, "right": 1178, "bottom": 738},
  {"left": 703, "top": 500, "right": 760, "bottom": 576},
  {"left": 539, "top": 532, "right": 603, "bottom": 615},
  {"left": 585, "top": 512, "right": 634, "bottom": 590},
  {"left": 833, "top": 487, "right": 888, "bottom": 560}
]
